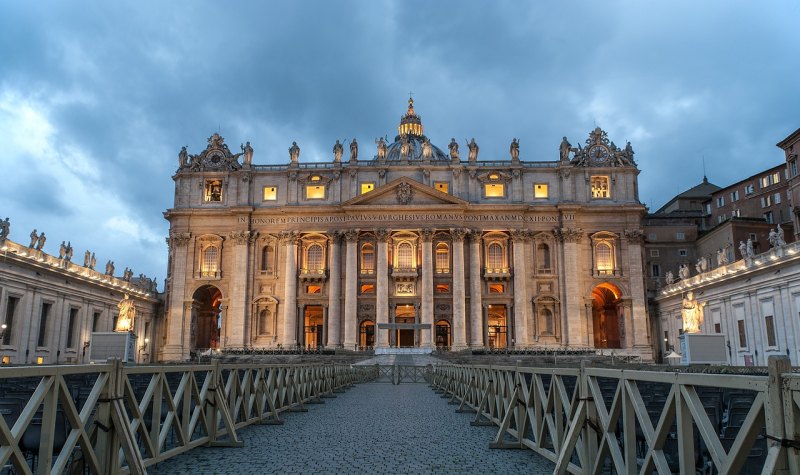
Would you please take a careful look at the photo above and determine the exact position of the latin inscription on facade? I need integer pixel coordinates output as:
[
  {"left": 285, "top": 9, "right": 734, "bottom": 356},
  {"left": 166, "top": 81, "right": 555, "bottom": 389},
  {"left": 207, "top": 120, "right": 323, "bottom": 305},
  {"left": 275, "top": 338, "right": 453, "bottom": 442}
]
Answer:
[{"left": 238, "top": 213, "right": 574, "bottom": 225}]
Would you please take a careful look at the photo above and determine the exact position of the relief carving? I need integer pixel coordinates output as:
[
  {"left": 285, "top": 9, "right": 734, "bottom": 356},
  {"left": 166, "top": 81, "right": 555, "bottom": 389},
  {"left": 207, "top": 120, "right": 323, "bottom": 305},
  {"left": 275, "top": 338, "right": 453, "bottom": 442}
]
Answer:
[{"left": 554, "top": 227, "right": 583, "bottom": 243}]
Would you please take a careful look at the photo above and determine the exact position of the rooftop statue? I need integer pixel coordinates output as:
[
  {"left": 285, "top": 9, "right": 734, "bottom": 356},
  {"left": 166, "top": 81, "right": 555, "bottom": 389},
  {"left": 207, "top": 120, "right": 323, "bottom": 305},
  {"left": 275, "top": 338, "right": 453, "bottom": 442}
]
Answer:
[
  {"left": 510, "top": 138, "right": 520, "bottom": 161},
  {"left": 58, "top": 241, "right": 66, "bottom": 259},
  {"left": 29, "top": 229, "right": 38, "bottom": 248},
  {"left": 739, "top": 240, "right": 747, "bottom": 260},
  {"left": 421, "top": 137, "right": 433, "bottom": 160},
  {"left": 746, "top": 238, "right": 754, "bottom": 258},
  {"left": 289, "top": 141, "right": 300, "bottom": 163},
  {"left": 84, "top": 250, "right": 91, "bottom": 267},
  {"left": 559, "top": 137, "right": 571, "bottom": 161},
  {"left": 333, "top": 140, "right": 343, "bottom": 162},
  {"left": 350, "top": 138, "right": 358, "bottom": 161},
  {"left": 241, "top": 141, "right": 253, "bottom": 165},
  {"left": 0, "top": 217, "right": 9, "bottom": 242},
  {"left": 448, "top": 138, "right": 459, "bottom": 161},
  {"left": 178, "top": 146, "right": 189, "bottom": 168},
  {"left": 466, "top": 138, "right": 479, "bottom": 162},
  {"left": 400, "top": 135, "right": 411, "bottom": 159},
  {"left": 36, "top": 232, "right": 46, "bottom": 251},
  {"left": 375, "top": 137, "right": 387, "bottom": 160}
]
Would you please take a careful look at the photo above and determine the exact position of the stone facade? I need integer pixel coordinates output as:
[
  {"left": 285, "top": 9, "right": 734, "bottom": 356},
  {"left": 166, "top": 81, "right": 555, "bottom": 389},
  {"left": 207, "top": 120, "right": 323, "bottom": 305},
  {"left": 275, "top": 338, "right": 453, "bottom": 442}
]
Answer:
[
  {"left": 0, "top": 234, "right": 159, "bottom": 364},
  {"left": 161, "top": 100, "right": 651, "bottom": 361}
]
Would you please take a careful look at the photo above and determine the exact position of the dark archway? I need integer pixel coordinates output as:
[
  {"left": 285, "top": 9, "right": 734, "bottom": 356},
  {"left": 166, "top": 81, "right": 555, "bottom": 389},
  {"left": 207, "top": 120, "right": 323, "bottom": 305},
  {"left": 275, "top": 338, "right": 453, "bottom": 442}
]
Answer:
[
  {"left": 592, "top": 283, "right": 621, "bottom": 349},
  {"left": 191, "top": 285, "right": 222, "bottom": 351}
]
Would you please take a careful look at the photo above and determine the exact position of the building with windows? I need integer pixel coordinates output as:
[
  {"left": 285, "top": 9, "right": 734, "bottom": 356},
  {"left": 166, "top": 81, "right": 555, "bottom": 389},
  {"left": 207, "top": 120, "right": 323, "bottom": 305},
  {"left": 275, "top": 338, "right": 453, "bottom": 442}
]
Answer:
[
  {"left": 0, "top": 230, "right": 159, "bottom": 365},
  {"left": 779, "top": 128, "right": 800, "bottom": 238},
  {"left": 161, "top": 99, "right": 652, "bottom": 361}
]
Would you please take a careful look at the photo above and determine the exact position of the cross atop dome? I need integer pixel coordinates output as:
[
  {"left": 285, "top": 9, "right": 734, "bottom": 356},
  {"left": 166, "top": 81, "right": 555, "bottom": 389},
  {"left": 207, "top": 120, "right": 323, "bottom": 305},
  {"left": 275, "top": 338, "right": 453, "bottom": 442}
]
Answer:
[{"left": 398, "top": 96, "right": 424, "bottom": 138}]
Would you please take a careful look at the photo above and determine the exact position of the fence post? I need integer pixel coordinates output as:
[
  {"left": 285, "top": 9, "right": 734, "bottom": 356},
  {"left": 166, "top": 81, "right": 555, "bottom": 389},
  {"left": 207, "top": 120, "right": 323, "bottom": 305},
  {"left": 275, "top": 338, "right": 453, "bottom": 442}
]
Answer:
[
  {"left": 765, "top": 355, "right": 791, "bottom": 474},
  {"left": 579, "top": 359, "right": 597, "bottom": 471},
  {"left": 94, "top": 360, "right": 119, "bottom": 474}
]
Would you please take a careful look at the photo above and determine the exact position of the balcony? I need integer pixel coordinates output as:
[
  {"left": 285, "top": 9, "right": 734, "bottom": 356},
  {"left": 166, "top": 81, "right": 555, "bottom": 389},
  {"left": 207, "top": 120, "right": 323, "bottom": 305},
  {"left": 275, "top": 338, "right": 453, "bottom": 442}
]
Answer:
[
  {"left": 593, "top": 268, "right": 620, "bottom": 278},
  {"left": 299, "top": 268, "right": 327, "bottom": 282},
  {"left": 483, "top": 267, "right": 511, "bottom": 280},
  {"left": 391, "top": 266, "right": 418, "bottom": 281},
  {"left": 197, "top": 270, "right": 222, "bottom": 280}
]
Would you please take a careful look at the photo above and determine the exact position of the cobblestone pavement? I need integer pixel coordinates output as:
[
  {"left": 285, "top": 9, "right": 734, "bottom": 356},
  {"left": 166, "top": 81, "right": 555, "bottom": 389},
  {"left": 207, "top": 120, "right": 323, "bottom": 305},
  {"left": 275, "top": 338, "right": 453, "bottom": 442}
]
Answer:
[{"left": 149, "top": 382, "right": 555, "bottom": 474}]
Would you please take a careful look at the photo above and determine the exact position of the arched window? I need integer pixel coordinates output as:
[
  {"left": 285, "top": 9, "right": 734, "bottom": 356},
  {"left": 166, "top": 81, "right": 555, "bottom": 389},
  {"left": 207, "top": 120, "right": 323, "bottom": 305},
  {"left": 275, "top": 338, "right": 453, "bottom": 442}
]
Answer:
[
  {"left": 595, "top": 242, "right": 613, "bottom": 274},
  {"left": 435, "top": 242, "right": 450, "bottom": 273},
  {"left": 541, "top": 308, "right": 554, "bottom": 335},
  {"left": 361, "top": 243, "right": 374, "bottom": 273},
  {"left": 201, "top": 246, "right": 218, "bottom": 276},
  {"left": 487, "top": 242, "right": 503, "bottom": 270},
  {"left": 397, "top": 242, "right": 413, "bottom": 269},
  {"left": 307, "top": 243, "right": 323, "bottom": 271},
  {"left": 537, "top": 243, "right": 551, "bottom": 272},
  {"left": 261, "top": 245, "right": 275, "bottom": 272}
]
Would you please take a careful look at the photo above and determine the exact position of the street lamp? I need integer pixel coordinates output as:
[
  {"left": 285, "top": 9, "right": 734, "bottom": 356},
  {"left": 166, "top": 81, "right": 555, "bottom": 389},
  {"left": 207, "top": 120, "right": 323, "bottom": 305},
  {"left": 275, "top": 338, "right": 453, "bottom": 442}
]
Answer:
[
  {"left": 139, "top": 337, "right": 150, "bottom": 363},
  {"left": 0, "top": 323, "right": 7, "bottom": 342}
]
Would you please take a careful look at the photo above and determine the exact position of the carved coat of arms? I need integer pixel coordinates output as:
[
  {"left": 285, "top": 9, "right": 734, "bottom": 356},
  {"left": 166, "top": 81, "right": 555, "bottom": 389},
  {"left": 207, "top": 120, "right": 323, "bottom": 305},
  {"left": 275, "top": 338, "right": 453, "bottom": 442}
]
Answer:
[{"left": 396, "top": 182, "right": 413, "bottom": 204}]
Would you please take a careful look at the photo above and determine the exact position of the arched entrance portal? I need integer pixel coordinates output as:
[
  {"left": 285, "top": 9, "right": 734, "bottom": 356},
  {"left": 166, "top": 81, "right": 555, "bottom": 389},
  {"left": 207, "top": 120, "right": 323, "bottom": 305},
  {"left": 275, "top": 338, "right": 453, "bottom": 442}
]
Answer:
[
  {"left": 303, "top": 306, "right": 324, "bottom": 349},
  {"left": 359, "top": 320, "right": 375, "bottom": 349},
  {"left": 487, "top": 305, "right": 508, "bottom": 349},
  {"left": 191, "top": 285, "right": 222, "bottom": 351},
  {"left": 592, "top": 283, "right": 621, "bottom": 349},
  {"left": 435, "top": 320, "right": 451, "bottom": 348}
]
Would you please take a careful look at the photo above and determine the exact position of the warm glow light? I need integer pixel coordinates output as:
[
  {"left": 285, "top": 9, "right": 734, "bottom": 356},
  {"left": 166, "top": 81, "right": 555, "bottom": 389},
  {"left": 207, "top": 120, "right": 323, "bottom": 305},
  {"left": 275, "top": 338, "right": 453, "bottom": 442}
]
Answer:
[
  {"left": 263, "top": 186, "right": 277, "bottom": 201},
  {"left": 434, "top": 182, "right": 449, "bottom": 194},
  {"left": 36, "top": 357, "right": 44, "bottom": 365},
  {"left": 534, "top": 183, "right": 549, "bottom": 198},
  {"left": 485, "top": 183, "right": 504, "bottom": 197},
  {"left": 306, "top": 185, "right": 325, "bottom": 199},
  {"left": 360, "top": 183, "right": 374, "bottom": 194}
]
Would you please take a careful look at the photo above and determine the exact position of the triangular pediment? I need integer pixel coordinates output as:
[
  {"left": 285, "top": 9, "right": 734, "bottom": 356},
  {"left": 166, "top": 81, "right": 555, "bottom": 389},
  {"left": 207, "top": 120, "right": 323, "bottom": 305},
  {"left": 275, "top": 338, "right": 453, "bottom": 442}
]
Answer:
[{"left": 343, "top": 176, "right": 468, "bottom": 207}]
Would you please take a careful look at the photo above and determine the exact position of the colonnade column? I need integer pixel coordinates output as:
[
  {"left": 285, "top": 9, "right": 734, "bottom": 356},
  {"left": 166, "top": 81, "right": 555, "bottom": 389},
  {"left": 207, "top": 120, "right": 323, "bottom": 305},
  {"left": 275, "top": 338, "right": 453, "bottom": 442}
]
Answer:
[
  {"left": 469, "top": 231, "right": 483, "bottom": 347},
  {"left": 420, "top": 229, "right": 434, "bottom": 347},
  {"left": 280, "top": 232, "right": 298, "bottom": 347},
  {"left": 227, "top": 230, "right": 255, "bottom": 348},
  {"left": 327, "top": 231, "right": 341, "bottom": 347},
  {"left": 558, "top": 227, "right": 584, "bottom": 346},
  {"left": 375, "top": 229, "right": 390, "bottom": 348},
  {"left": 451, "top": 228, "right": 467, "bottom": 349},
  {"left": 163, "top": 233, "right": 191, "bottom": 361},
  {"left": 623, "top": 229, "right": 650, "bottom": 351},
  {"left": 342, "top": 230, "right": 359, "bottom": 349},
  {"left": 511, "top": 230, "right": 530, "bottom": 347}
]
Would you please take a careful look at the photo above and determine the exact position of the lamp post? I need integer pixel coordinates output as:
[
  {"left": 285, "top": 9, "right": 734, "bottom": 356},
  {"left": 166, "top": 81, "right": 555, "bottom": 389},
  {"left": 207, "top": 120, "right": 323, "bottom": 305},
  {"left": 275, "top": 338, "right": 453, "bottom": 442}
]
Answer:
[{"left": 139, "top": 337, "right": 150, "bottom": 364}]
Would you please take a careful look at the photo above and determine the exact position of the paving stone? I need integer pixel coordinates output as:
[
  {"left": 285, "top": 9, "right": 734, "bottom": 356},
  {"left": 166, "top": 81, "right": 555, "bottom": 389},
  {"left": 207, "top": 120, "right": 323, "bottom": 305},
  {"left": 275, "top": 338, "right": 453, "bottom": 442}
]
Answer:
[{"left": 149, "top": 382, "right": 555, "bottom": 474}]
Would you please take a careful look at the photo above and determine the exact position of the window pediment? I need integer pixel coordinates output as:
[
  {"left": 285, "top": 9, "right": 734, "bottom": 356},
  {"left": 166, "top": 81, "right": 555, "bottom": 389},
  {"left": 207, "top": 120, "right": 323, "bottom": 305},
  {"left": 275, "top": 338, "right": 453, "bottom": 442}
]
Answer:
[
  {"left": 477, "top": 171, "right": 512, "bottom": 184},
  {"left": 301, "top": 174, "right": 332, "bottom": 185}
]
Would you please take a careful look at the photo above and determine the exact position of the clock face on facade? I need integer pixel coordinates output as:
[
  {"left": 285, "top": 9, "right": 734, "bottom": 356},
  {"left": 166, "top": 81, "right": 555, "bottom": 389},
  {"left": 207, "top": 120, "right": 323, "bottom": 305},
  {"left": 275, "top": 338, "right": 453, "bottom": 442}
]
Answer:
[{"left": 589, "top": 145, "right": 610, "bottom": 163}]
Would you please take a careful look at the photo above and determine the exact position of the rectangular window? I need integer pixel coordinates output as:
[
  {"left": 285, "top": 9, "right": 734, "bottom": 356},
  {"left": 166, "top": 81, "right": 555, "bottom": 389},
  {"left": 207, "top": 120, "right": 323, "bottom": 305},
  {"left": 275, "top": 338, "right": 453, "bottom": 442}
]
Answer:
[
  {"left": 730, "top": 190, "right": 739, "bottom": 202},
  {"left": 360, "top": 183, "right": 375, "bottom": 195},
  {"left": 204, "top": 180, "right": 222, "bottom": 202},
  {"left": 651, "top": 264, "right": 660, "bottom": 277},
  {"left": 737, "top": 319, "right": 747, "bottom": 348},
  {"left": 2, "top": 296, "right": 19, "bottom": 345},
  {"left": 761, "top": 172, "right": 781, "bottom": 188},
  {"left": 764, "top": 211, "right": 774, "bottom": 224},
  {"left": 590, "top": 176, "right": 610, "bottom": 198},
  {"left": 436, "top": 284, "right": 450, "bottom": 293},
  {"left": 774, "top": 193, "right": 781, "bottom": 204},
  {"left": 38, "top": 302, "right": 51, "bottom": 347},
  {"left": 360, "top": 284, "right": 374, "bottom": 294},
  {"left": 305, "top": 285, "right": 321, "bottom": 294},
  {"left": 489, "top": 283, "right": 505, "bottom": 294},
  {"left": 484, "top": 183, "right": 505, "bottom": 198},
  {"left": 790, "top": 160, "right": 797, "bottom": 177},
  {"left": 714, "top": 323, "right": 721, "bottom": 333},
  {"left": 732, "top": 209, "right": 741, "bottom": 217},
  {"left": 66, "top": 307, "right": 79, "bottom": 348},
  {"left": 716, "top": 196, "right": 725, "bottom": 208},
  {"left": 764, "top": 315, "right": 776, "bottom": 347},
  {"left": 648, "top": 233, "right": 657, "bottom": 241},
  {"left": 434, "top": 182, "right": 449, "bottom": 194},
  {"left": 649, "top": 249, "right": 660, "bottom": 257},
  {"left": 704, "top": 203, "right": 712, "bottom": 215},
  {"left": 679, "top": 249, "right": 688, "bottom": 256},
  {"left": 718, "top": 215, "right": 725, "bottom": 224},
  {"left": 534, "top": 183, "right": 549, "bottom": 198},
  {"left": 92, "top": 311, "right": 101, "bottom": 332},
  {"left": 761, "top": 195, "right": 772, "bottom": 207},
  {"left": 676, "top": 232, "right": 685, "bottom": 241},
  {"left": 745, "top": 184, "right": 754, "bottom": 194},
  {"left": 262, "top": 186, "right": 277, "bottom": 201},
  {"left": 306, "top": 184, "right": 326, "bottom": 199}
]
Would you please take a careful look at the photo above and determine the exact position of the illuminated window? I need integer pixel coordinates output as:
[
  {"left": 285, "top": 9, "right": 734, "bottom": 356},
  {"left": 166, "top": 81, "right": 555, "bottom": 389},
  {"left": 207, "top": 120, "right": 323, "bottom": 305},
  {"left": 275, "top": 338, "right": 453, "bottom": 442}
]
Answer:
[
  {"left": 360, "top": 284, "right": 375, "bottom": 294},
  {"left": 591, "top": 176, "right": 610, "bottom": 198},
  {"left": 487, "top": 242, "right": 503, "bottom": 270},
  {"left": 489, "top": 283, "right": 505, "bottom": 293},
  {"left": 436, "top": 284, "right": 450, "bottom": 293},
  {"left": 534, "top": 183, "right": 549, "bottom": 198},
  {"left": 263, "top": 186, "right": 277, "bottom": 201},
  {"left": 397, "top": 242, "right": 413, "bottom": 268},
  {"left": 434, "top": 182, "right": 449, "bottom": 194},
  {"left": 36, "top": 356, "right": 44, "bottom": 365},
  {"left": 435, "top": 242, "right": 449, "bottom": 273},
  {"left": 484, "top": 183, "right": 505, "bottom": 198},
  {"left": 1, "top": 356, "right": 9, "bottom": 365},
  {"left": 360, "top": 183, "right": 375, "bottom": 194},
  {"left": 306, "top": 184, "right": 326, "bottom": 199},
  {"left": 306, "top": 244, "right": 324, "bottom": 271},
  {"left": 204, "top": 180, "right": 222, "bottom": 202},
  {"left": 360, "top": 243, "right": 374, "bottom": 273},
  {"left": 306, "top": 285, "right": 321, "bottom": 294},
  {"left": 489, "top": 173, "right": 499, "bottom": 180},
  {"left": 202, "top": 246, "right": 219, "bottom": 276},
  {"left": 595, "top": 242, "right": 614, "bottom": 274}
]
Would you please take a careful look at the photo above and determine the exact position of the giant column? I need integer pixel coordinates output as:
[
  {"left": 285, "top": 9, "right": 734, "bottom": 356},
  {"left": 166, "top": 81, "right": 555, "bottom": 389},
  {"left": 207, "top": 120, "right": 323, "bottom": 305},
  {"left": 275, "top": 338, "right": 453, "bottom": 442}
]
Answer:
[
  {"left": 342, "top": 230, "right": 359, "bottom": 349},
  {"left": 451, "top": 228, "right": 467, "bottom": 348},
  {"left": 623, "top": 229, "right": 650, "bottom": 351},
  {"left": 558, "top": 228, "right": 584, "bottom": 346},
  {"left": 420, "top": 229, "right": 434, "bottom": 347},
  {"left": 327, "top": 231, "right": 342, "bottom": 347},
  {"left": 469, "top": 231, "right": 483, "bottom": 347},
  {"left": 511, "top": 230, "right": 530, "bottom": 347},
  {"left": 280, "top": 232, "right": 298, "bottom": 347},
  {"left": 375, "top": 229, "right": 390, "bottom": 348},
  {"left": 226, "top": 230, "right": 255, "bottom": 348},
  {"left": 163, "top": 232, "right": 191, "bottom": 361}
]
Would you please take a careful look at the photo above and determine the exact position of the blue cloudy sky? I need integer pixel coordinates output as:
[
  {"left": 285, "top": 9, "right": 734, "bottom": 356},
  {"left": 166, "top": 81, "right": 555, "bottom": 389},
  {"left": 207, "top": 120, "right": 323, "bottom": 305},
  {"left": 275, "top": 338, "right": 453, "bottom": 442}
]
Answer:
[{"left": 1, "top": 1, "right": 798, "bottom": 284}]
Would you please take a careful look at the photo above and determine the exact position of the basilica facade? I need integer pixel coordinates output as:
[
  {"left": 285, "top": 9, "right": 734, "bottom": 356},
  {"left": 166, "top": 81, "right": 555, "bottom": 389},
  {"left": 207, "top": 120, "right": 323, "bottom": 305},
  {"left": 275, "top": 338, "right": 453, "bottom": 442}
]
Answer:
[{"left": 160, "top": 99, "right": 651, "bottom": 361}]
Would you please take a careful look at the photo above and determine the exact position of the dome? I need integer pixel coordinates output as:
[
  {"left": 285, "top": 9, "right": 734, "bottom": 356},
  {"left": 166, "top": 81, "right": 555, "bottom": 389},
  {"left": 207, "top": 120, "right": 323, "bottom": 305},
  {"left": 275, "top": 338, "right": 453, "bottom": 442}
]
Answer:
[{"left": 376, "top": 98, "right": 450, "bottom": 162}]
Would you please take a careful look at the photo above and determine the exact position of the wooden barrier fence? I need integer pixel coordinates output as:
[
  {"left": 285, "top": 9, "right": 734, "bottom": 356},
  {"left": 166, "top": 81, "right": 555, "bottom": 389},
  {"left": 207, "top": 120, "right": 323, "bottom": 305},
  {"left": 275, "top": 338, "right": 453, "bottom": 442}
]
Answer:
[
  {"left": 0, "top": 361, "right": 377, "bottom": 474},
  {"left": 430, "top": 356, "right": 800, "bottom": 474}
]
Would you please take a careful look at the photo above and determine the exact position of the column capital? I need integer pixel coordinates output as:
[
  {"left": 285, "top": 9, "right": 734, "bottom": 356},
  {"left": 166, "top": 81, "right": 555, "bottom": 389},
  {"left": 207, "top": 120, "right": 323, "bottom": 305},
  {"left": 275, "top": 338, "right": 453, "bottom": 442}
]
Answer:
[
  {"left": 343, "top": 229, "right": 360, "bottom": 242},
  {"left": 420, "top": 228, "right": 435, "bottom": 241},
  {"left": 168, "top": 232, "right": 192, "bottom": 248},
  {"left": 228, "top": 230, "right": 254, "bottom": 246},
  {"left": 509, "top": 229, "right": 531, "bottom": 242},
  {"left": 374, "top": 228, "right": 391, "bottom": 242},
  {"left": 623, "top": 229, "right": 645, "bottom": 244},
  {"left": 554, "top": 227, "right": 583, "bottom": 243},
  {"left": 450, "top": 228, "right": 468, "bottom": 242},
  {"left": 468, "top": 230, "right": 483, "bottom": 244},
  {"left": 328, "top": 230, "right": 342, "bottom": 243},
  {"left": 278, "top": 231, "right": 299, "bottom": 244}
]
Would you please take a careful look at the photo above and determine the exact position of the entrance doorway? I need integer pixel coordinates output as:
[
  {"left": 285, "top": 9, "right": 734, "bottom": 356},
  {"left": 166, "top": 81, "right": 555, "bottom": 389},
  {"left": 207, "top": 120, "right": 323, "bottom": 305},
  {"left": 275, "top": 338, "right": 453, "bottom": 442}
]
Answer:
[
  {"left": 435, "top": 320, "right": 451, "bottom": 348},
  {"left": 592, "top": 283, "right": 621, "bottom": 348},
  {"left": 395, "top": 304, "right": 416, "bottom": 348},
  {"left": 191, "top": 285, "right": 222, "bottom": 351},
  {"left": 359, "top": 320, "right": 375, "bottom": 349},
  {"left": 487, "top": 305, "right": 508, "bottom": 349},
  {"left": 303, "top": 305, "right": 324, "bottom": 348}
]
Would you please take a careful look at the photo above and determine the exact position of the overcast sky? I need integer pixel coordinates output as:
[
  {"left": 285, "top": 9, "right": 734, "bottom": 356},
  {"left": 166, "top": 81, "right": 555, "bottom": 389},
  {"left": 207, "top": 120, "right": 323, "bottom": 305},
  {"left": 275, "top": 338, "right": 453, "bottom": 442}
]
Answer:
[{"left": 1, "top": 1, "right": 798, "bottom": 284}]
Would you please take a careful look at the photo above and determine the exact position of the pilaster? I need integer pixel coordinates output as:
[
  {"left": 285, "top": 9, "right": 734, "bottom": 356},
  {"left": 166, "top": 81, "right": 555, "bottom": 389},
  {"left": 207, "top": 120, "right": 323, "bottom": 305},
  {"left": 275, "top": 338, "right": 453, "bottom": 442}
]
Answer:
[
  {"left": 375, "top": 229, "right": 390, "bottom": 348},
  {"left": 342, "top": 229, "right": 359, "bottom": 348},
  {"left": 623, "top": 229, "right": 649, "bottom": 350},
  {"left": 420, "top": 228, "right": 434, "bottom": 347},
  {"left": 226, "top": 230, "right": 254, "bottom": 348},
  {"left": 469, "top": 231, "right": 483, "bottom": 347},
  {"left": 327, "top": 231, "right": 342, "bottom": 347},
  {"left": 451, "top": 228, "right": 467, "bottom": 348},
  {"left": 556, "top": 227, "right": 584, "bottom": 346},
  {"left": 511, "top": 230, "right": 530, "bottom": 347},
  {"left": 163, "top": 232, "right": 191, "bottom": 361},
  {"left": 280, "top": 232, "right": 298, "bottom": 347}
]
